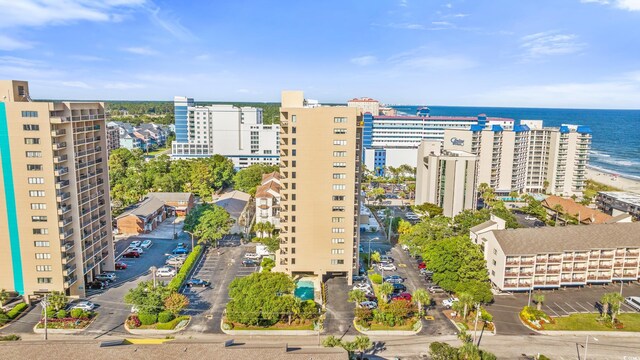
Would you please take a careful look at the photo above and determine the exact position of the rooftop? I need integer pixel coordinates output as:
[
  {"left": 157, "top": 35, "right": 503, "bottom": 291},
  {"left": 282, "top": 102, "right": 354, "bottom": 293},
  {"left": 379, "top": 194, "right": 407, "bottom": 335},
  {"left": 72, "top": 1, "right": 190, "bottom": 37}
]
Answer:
[
  {"left": 542, "top": 195, "right": 612, "bottom": 224},
  {"left": 214, "top": 190, "right": 251, "bottom": 218},
  {"left": 492, "top": 222, "right": 640, "bottom": 255},
  {"left": 148, "top": 192, "right": 193, "bottom": 203},
  {"left": 373, "top": 115, "right": 514, "bottom": 122},
  {"left": 117, "top": 196, "right": 165, "bottom": 219},
  {"left": 348, "top": 97, "right": 379, "bottom": 103},
  {"left": 470, "top": 220, "right": 497, "bottom": 233},
  {"left": 599, "top": 191, "right": 640, "bottom": 207}
]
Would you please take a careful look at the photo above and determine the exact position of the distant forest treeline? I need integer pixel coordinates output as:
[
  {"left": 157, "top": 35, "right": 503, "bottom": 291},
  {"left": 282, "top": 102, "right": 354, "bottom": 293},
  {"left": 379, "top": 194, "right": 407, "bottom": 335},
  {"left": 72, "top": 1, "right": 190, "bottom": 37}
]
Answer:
[{"left": 105, "top": 101, "right": 281, "bottom": 125}]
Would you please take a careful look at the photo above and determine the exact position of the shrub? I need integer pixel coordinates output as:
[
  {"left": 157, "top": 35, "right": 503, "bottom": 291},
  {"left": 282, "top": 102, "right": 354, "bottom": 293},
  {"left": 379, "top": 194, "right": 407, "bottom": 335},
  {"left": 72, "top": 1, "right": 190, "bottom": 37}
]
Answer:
[
  {"left": 0, "top": 334, "right": 20, "bottom": 341},
  {"left": 368, "top": 273, "right": 382, "bottom": 285},
  {"left": 300, "top": 300, "right": 319, "bottom": 320},
  {"left": 138, "top": 312, "right": 158, "bottom": 325},
  {"left": 56, "top": 310, "right": 68, "bottom": 319},
  {"left": 158, "top": 311, "right": 174, "bottom": 324},
  {"left": 45, "top": 308, "right": 57, "bottom": 319},
  {"left": 127, "top": 315, "right": 141, "bottom": 328},
  {"left": 222, "top": 321, "right": 234, "bottom": 330},
  {"left": 0, "top": 313, "right": 9, "bottom": 326},
  {"left": 156, "top": 315, "right": 190, "bottom": 330},
  {"left": 168, "top": 245, "right": 203, "bottom": 291},
  {"left": 480, "top": 307, "right": 493, "bottom": 322},
  {"left": 355, "top": 307, "right": 373, "bottom": 321},
  {"left": 6, "top": 303, "right": 27, "bottom": 319},
  {"left": 70, "top": 308, "right": 84, "bottom": 319}
]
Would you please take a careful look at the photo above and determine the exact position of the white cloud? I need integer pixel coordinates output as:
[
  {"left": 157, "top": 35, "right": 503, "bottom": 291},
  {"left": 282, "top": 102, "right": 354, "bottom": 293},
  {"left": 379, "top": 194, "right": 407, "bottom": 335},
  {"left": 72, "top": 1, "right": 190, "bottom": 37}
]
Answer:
[
  {"left": 520, "top": 31, "right": 585, "bottom": 59},
  {"left": 104, "top": 82, "right": 146, "bottom": 89},
  {"left": 389, "top": 49, "right": 477, "bottom": 71},
  {"left": 122, "top": 47, "right": 158, "bottom": 56},
  {"left": 377, "top": 22, "right": 426, "bottom": 30},
  {"left": 581, "top": 0, "right": 640, "bottom": 10},
  {"left": 146, "top": 5, "right": 195, "bottom": 41},
  {"left": 350, "top": 55, "right": 378, "bottom": 66},
  {"left": 398, "top": 0, "right": 408, "bottom": 7},
  {"left": 0, "top": 35, "right": 32, "bottom": 51},
  {"left": 195, "top": 54, "right": 210, "bottom": 61},
  {"left": 69, "top": 55, "right": 105, "bottom": 62},
  {"left": 62, "top": 81, "right": 91, "bottom": 89}
]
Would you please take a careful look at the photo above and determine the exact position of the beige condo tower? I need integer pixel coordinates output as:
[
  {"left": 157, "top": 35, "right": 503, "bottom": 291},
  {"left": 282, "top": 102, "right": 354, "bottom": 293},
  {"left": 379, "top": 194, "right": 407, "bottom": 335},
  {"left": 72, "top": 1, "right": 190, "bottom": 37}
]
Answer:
[
  {"left": 276, "top": 91, "right": 363, "bottom": 284},
  {"left": 0, "top": 80, "right": 115, "bottom": 302}
]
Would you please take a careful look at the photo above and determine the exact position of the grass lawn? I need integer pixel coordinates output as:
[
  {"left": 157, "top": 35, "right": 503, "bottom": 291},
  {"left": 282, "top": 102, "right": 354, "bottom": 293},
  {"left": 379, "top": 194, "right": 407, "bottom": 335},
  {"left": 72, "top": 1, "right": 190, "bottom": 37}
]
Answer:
[
  {"left": 137, "top": 316, "right": 190, "bottom": 330},
  {"left": 144, "top": 147, "right": 170, "bottom": 157},
  {"left": 230, "top": 321, "right": 315, "bottom": 331},
  {"left": 545, "top": 313, "right": 640, "bottom": 332},
  {"left": 369, "top": 320, "right": 417, "bottom": 331}
]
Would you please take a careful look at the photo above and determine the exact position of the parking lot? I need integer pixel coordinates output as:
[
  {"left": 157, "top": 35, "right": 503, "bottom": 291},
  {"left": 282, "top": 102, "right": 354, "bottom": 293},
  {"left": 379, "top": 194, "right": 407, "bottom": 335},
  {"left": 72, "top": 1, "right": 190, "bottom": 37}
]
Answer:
[{"left": 489, "top": 281, "right": 640, "bottom": 335}]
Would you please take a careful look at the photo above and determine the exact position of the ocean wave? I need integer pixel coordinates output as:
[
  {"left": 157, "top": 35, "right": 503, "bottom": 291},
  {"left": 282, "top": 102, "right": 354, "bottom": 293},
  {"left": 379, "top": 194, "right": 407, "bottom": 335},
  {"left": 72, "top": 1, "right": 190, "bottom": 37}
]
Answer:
[
  {"left": 595, "top": 157, "right": 639, "bottom": 167},
  {"left": 588, "top": 165, "right": 640, "bottom": 181},
  {"left": 589, "top": 150, "right": 610, "bottom": 158}
]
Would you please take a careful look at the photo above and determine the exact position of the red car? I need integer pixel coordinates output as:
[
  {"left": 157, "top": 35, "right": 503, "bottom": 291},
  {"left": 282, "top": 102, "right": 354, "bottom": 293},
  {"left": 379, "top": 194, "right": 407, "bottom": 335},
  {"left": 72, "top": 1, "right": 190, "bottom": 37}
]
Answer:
[
  {"left": 115, "top": 261, "right": 128, "bottom": 270},
  {"left": 122, "top": 251, "right": 140, "bottom": 258},
  {"left": 391, "top": 292, "right": 412, "bottom": 302},
  {"left": 418, "top": 262, "right": 426, "bottom": 269}
]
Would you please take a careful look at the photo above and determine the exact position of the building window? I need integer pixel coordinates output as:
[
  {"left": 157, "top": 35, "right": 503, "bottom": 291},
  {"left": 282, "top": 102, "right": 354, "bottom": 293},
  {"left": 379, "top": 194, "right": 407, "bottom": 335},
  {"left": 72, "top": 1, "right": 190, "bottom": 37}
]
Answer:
[
  {"left": 291, "top": 172, "right": 296, "bottom": 179},
  {"left": 333, "top": 173, "right": 346, "bottom": 179},
  {"left": 291, "top": 183, "right": 296, "bottom": 190},
  {"left": 332, "top": 184, "right": 346, "bottom": 190},
  {"left": 334, "top": 128, "right": 346, "bottom": 134},
  {"left": 291, "top": 115, "right": 297, "bottom": 123},
  {"left": 292, "top": 127, "right": 296, "bottom": 134},
  {"left": 331, "top": 249, "right": 345, "bottom": 254},
  {"left": 331, "top": 259, "right": 345, "bottom": 265},
  {"left": 31, "top": 216, "right": 47, "bottom": 222},
  {"left": 29, "top": 190, "right": 45, "bottom": 197},
  {"left": 291, "top": 258, "right": 296, "bottom": 265},
  {"left": 31, "top": 203, "right": 47, "bottom": 210},
  {"left": 34, "top": 241, "right": 50, "bottom": 247},
  {"left": 26, "top": 151, "right": 42, "bottom": 158},
  {"left": 332, "top": 238, "right": 344, "bottom": 244},
  {"left": 332, "top": 217, "right": 344, "bottom": 223},
  {"left": 333, "top": 140, "right": 347, "bottom": 146},
  {"left": 292, "top": 194, "right": 296, "bottom": 200},
  {"left": 28, "top": 177, "right": 44, "bottom": 184},
  {"left": 332, "top": 195, "right": 345, "bottom": 201},
  {"left": 292, "top": 139, "right": 296, "bottom": 145},
  {"left": 35, "top": 253, "right": 51, "bottom": 259},
  {"left": 333, "top": 162, "right": 346, "bottom": 168},
  {"left": 332, "top": 206, "right": 345, "bottom": 212},
  {"left": 292, "top": 149, "right": 297, "bottom": 156},
  {"left": 33, "top": 228, "right": 48, "bottom": 235},
  {"left": 23, "top": 124, "right": 39, "bottom": 131},
  {"left": 334, "top": 117, "right": 347, "bottom": 123},
  {"left": 27, "top": 164, "right": 43, "bottom": 171},
  {"left": 332, "top": 228, "right": 345, "bottom": 233},
  {"left": 36, "top": 265, "right": 52, "bottom": 272},
  {"left": 333, "top": 151, "right": 347, "bottom": 157},
  {"left": 292, "top": 160, "right": 296, "bottom": 167},
  {"left": 37, "top": 277, "right": 52, "bottom": 284},
  {"left": 491, "top": 270, "right": 495, "bottom": 276},
  {"left": 493, "top": 249, "right": 497, "bottom": 255},
  {"left": 21, "top": 111, "right": 38, "bottom": 118},
  {"left": 492, "top": 260, "right": 496, "bottom": 266},
  {"left": 24, "top": 138, "right": 40, "bottom": 145},
  {"left": 291, "top": 248, "right": 296, "bottom": 254},
  {"left": 291, "top": 237, "right": 296, "bottom": 244}
]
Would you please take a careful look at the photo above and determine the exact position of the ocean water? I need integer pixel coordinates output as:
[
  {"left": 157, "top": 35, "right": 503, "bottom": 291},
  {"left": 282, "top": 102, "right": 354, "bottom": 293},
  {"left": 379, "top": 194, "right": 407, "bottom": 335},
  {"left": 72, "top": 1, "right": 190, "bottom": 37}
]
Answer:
[{"left": 393, "top": 105, "right": 640, "bottom": 180}]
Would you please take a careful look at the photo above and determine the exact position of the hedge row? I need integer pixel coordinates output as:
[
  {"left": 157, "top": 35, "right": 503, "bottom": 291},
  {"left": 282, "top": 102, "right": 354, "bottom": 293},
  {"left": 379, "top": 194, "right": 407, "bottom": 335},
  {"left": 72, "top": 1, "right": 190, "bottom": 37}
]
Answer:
[
  {"left": 168, "top": 245, "right": 203, "bottom": 292},
  {"left": 6, "top": 303, "right": 28, "bottom": 319}
]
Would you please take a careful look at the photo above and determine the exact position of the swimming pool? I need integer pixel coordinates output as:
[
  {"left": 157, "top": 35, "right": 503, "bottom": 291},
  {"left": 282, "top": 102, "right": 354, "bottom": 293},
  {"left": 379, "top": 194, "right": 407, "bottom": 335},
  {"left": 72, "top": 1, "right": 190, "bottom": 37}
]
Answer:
[{"left": 295, "top": 280, "right": 314, "bottom": 301}]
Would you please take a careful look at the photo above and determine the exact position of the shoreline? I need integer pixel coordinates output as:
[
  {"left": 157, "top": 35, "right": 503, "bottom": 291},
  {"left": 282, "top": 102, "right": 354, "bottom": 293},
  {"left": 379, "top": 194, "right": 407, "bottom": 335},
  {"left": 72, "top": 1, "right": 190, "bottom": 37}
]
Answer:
[{"left": 586, "top": 167, "right": 640, "bottom": 194}]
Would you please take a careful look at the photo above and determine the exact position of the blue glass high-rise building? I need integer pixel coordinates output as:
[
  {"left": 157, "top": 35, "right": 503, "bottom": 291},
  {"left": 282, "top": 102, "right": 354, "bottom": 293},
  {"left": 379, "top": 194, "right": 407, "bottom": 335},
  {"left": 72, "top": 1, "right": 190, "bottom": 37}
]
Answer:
[{"left": 174, "top": 96, "right": 194, "bottom": 143}]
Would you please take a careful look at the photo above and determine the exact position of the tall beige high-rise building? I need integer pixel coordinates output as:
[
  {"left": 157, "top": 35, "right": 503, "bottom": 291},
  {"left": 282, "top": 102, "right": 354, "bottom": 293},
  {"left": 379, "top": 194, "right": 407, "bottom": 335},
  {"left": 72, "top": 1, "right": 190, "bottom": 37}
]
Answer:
[
  {"left": 0, "top": 80, "right": 114, "bottom": 302},
  {"left": 275, "top": 91, "right": 363, "bottom": 283}
]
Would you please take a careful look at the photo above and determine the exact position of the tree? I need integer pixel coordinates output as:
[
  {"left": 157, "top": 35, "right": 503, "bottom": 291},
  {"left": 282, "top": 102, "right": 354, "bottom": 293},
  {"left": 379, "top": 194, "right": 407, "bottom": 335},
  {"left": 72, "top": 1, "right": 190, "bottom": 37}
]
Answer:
[
  {"left": 164, "top": 292, "right": 189, "bottom": 316},
  {"left": 0, "top": 289, "right": 9, "bottom": 305},
  {"left": 457, "top": 293, "right": 475, "bottom": 320},
  {"left": 412, "top": 203, "right": 444, "bottom": 218},
  {"left": 233, "top": 164, "right": 279, "bottom": 195},
  {"left": 322, "top": 335, "right": 342, "bottom": 348},
  {"left": 413, "top": 288, "right": 431, "bottom": 315},
  {"left": 353, "top": 335, "right": 372, "bottom": 360},
  {"left": 600, "top": 292, "right": 612, "bottom": 318},
  {"left": 46, "top": 291, "right": 68, "bottom": 312},
  {"left": 458, "top": 342, "right": 482, "bottom": 360},
  {"left": 607, "top": 292, "right": 625, "bottom": 325},
  {"left": 348, "top": 290, "right": 366, "bottom": 308},
  {"left": 254, "top": 221, "right": 275, "bottom": 238},
  {"left": 553, "top": 204, "right": 564, "bottom": 225},
  {"left": 194, "top": 205, "right": 232, "bottom": 246},
  {"left": 397, "top": 220, "right": 413, "bottom": 235},
  {"left": 124, "top": 280, "right": 170, "bottom": 315},
  {"left": 533, "top": 293, "right": 545, "bottom": 311},
  {"left": 260, "top": 257, "right": 275, "bottom": 272},
  {"left": 379, "top": 282, "right": 394, "bottom": 302},
  {"left": 370, "top": 251, "right": 381, "bottom": 264},
  {"left": 429, "top": 342, "right": 460, "bottom": 360},
  {"left": 508, "top": 191, "right": 519, "bottom": 200}
]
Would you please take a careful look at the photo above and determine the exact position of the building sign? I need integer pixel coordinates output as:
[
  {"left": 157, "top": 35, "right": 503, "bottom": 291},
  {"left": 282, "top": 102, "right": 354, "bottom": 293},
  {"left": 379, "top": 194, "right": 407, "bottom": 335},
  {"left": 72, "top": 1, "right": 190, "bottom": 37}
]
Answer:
[{"left": 450, "top": 137, "right": 465, "bottom": 146}]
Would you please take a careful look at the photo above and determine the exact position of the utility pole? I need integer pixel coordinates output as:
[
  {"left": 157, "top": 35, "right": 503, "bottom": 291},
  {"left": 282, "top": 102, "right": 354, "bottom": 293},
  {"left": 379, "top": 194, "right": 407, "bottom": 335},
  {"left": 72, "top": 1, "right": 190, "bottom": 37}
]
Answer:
[
  {"left": 42, "top": 294, "right": 48, "bottom": 340},
  {"left": 472, "top": 303, "right": 480, "bottom": 344}
]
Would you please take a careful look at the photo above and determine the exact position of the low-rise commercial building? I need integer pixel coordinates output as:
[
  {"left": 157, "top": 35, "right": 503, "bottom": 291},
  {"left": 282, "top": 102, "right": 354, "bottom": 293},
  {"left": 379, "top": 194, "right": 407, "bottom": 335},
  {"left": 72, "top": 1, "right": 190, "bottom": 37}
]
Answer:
[
  {"left": 597, "top": 191, "right": 640, "bottom": 221},
  {"left": 115, "top": 192, "right": 194, "bottom": 234},
  {"left": 146, "top": 192, "right": 194, "bottom": 216},
  {"left": 476, "top": 222, "right": 640, "bottom": 291}
]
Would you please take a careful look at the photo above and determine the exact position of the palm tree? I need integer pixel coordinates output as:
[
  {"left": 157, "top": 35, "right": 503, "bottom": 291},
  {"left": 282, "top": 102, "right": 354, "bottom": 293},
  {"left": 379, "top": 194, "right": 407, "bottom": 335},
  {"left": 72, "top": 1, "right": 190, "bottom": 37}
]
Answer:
[
  {"left": 533, "top": 292, "right": 545, "bottom": 311},
  {"left": 542, "top": 180, "right": 550, "bottom": 194},
  {"left": 458, "top": 292, "right": 475, "bottom": 320},
  {"left": 379, "top": 283, "right": 394, "bottom": 303},
  {"left": 353, "top": 335, "right": 372, "bottom": 360},
  {"left": 553, "top": 204, "right": 564, "bottom": 226},
  {"left": 322, "top": 335, "right": 342, "bottom": 348},
  {"left": 458, "top": 342, "right": 481, "bottom": 360},
  {"left": 608, "top": 293, "right": 625, "bottom": 325},
  {"left": 413, "top": 289, "right": 431, "bottom": 316},
  {"left": 348, "top": 290, "right": 366, "bottom": 308},
  {"left": 509, "top": 191, "right": 519, "bottom": 201},
  {"left": 263, "top": 221, "right": 275, "bottom": 237},
  {"left": 600, "top": 293, "right": 612, "bottom": 318},
  {"left": 0, "top": 289, "right": 9, "bottom": 306},
  {"left": 254, "top": 222, "right": 266, "bottom": 238}
]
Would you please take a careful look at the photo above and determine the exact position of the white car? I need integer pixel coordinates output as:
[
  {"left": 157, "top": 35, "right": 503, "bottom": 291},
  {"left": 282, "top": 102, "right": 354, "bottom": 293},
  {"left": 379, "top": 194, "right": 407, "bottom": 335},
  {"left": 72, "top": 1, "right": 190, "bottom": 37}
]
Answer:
[
  {"left": 140, "top": 240, "right": 153, "bottom": 249},
  {"left": 70, "top": 301, "right": 95, "bottom": 311},
  {"left": 379, "top": 263, "right": 397, "bottom": 271},
  {"left": 442, "top": 297, "right": 459, "bottom": 309},
  {"left": 128, "top": 246, "right": 144, "bottom": 254},
  {"left": 129, "top": 240, "right": 141, "bottom": 248},
  {"left": 360, "top": 301, "right": 378, "bottom": 310},
  {"left": 244, "top": 252, "right": 261, "bottom": 260},
  {"left": 166, "top": 257, "right": 184, "bottom": 266},
  {"left": 155, "top": 267, "right": 176, "bottom": 277},
  {"left": 625, "top": 296, "right": 640, "bottom": 311},
  {"left": 352, "top": 283, "right": 372, "bottom": 292},
  {"left": 525, "top": 216, "right": 537, "bottom": 221}
]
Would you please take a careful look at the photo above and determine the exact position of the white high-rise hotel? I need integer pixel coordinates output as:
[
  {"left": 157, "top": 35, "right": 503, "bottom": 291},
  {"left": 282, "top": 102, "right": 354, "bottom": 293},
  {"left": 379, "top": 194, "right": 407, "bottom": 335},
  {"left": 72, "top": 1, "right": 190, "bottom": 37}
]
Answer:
[{"left": 171, "top": 96, "right": 279, "bottom": 168}]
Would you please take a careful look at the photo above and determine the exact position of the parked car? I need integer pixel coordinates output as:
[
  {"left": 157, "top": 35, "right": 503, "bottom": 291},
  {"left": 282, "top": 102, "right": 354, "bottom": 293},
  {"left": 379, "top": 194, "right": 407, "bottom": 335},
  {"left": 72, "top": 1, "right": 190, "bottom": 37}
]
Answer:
[
  {"left": 360, "top": 301, "right": 378, "bottom": 309},
  {"left": 392, "top": 283, "right": 406, "bottom": 293},
  {"left": 244, "top": 252, "right": 261, "bottom": 260},
  {"left": 524, "top": 216, "right": 537, "bottom": 221},
  {"left": 114, "top": 261, "right": 128, "bottom": 270},
  {"left": 155, "top": 267, "right": 176, "bottom": 277},
  {"left": 127, "top": 246, "right": 144, "bottom": 254},
  {"left": 87, "top": 280, "right": 105, "bottom": 290},
  {"left": 442, "top": 297, "right": 459, "bottom": 309},
  {"left": 364, "top": 293, "right": 378, "bottom": 302},
  {"left": 70, "top": 301, "right": 95, "bottom": 311},
  {"left": 625, "top": 296, "right": 640, "bottom": 311},
  {"left": 172, "top": 247, "right": 189, "bottom": 255},
  {"left": 186, "top": 278, "right": 211, "bottom": 287},
  {"left": 418, "top": 262, "right": 427, "bottom": 270},
  {"left": 141, "top": 240, "right": 153, "bottom": 249},
  {"left": 242, "top": 259, "right": 258, "bottom": 267},
  {"left": 384, "top": 275, "right": 404, "bottom": 284},
  {"left": 352, "top": 275, "right": 366, "bottom": 282},
  {"left": 379, "top": 263, "right": 397, "bottom": 271},
  {"left": 95, "top": 273, "right": 116, "bottom": 282},
  {"left": 166, "top": 257, "right": 184, "bottom": 266},
  {"left": 129, "top": 240, "right": 141, "bottom": 248},
  {"left": 420, "top": 268, "right": 433, "bottom": 276},
  {"left": 391, "top": 292, "right": 412, "bottom": 302},
  {"left": 428, "top": 285, "right": 445, "bottom": 293},
  {"left": 176, "top": 242, "right": 187, "bottom": 248},
  {"left": 353, "top": 283, "right": 372, "bottom": 292},
  {"left": 380, "top": 255, "right": 394, "bottom": 263},
  {"left": 122, "top": 250, "right": 140, "bottom": 258}
]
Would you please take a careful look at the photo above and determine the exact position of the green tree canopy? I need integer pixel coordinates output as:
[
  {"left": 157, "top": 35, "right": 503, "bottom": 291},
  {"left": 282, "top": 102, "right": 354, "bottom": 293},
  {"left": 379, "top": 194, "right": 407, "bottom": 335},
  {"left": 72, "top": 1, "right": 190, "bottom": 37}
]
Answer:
[
  {"left": 193, "top": 205, "right": 233, "bottom": 246},
  {"left": 124, "top": 280, "right": 171, "bottom": 315},
  {"left": 412, "top": 203, "right": 444, "bottom": 218},
  {"left": 233, "top": 164, "right": 279, "bottom": 195}
]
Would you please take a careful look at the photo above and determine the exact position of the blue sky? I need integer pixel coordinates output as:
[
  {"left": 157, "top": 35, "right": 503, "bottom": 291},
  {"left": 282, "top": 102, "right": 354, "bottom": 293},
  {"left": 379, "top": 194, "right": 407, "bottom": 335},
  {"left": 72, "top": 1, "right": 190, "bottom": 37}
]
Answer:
[{"left": 1, "top": 0, "right": 639, "bottom": 108}]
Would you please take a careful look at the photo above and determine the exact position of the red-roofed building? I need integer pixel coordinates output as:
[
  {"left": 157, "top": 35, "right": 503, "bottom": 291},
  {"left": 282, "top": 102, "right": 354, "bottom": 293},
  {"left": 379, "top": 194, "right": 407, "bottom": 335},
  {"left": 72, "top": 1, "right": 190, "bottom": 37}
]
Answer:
[
  {"left": 255, "top": 171, "right": 282, "bottom": 230},
  {"left": 347, "top": 97, "right": 380, "bottom": 116}
]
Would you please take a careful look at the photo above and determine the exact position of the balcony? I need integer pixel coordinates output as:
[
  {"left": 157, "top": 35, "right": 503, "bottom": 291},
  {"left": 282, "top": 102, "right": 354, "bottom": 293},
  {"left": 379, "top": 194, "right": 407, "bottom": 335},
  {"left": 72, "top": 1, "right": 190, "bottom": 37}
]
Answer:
[
  {"left": 505, "top": 272, "right": 519, "bottom": 277},
  {"left": 62, "top": 252, "right": 75, "bottom": 265},
  {"left": 521, "top": 260, "right": 535, "bottom": 265},
  {"left": 60, "top": 240, "right": 74, "bottom": 252},
  {"left": 63, "top": 264, "right": 77, "bottom": 276},
  {"left": 53, "top": 154, "right": 68, "bottom": 164},
  {"left": 624, "top": 262, "right": 639, "bottom": 268},
  {"left": 56, "top": 191, "right": 71, "bottom": 202},
  {"left": 574, "top": 255, "right": 588, "bottom": 261},
  {"left": 58, "top": 204, "right": 71, "bottom": 215},
  {"left": 547, "top": 268, "right": 561, "bottom": 274},
  {"left": 54, "top": 166, "right": 69, "bottom": 176},
  {"left": 59, "top": 229, "right": 74, "bottom": 240},
  {"left": 52, "top": 142, "right": 67, "bottom": 150},
  {"left": 536, "top": 257, "right": 547, "bottom": 263},
  {"left": 548, "top": 257, "right": 562, "bottom": 263},
  {"left": 51, "top": 129, "right": 66, "bottom": 137},
  {"left": 55, "top": 179, "right": 70, "bottom": 190},
  {"left": 601, "top": 253, "right": 614, "bottom": 259},
  {"left": 63, "top": 275, "right": 78, "bottom": 288},
  {"left": 59, "top": 217, "right": 72, "bottom": 227}
]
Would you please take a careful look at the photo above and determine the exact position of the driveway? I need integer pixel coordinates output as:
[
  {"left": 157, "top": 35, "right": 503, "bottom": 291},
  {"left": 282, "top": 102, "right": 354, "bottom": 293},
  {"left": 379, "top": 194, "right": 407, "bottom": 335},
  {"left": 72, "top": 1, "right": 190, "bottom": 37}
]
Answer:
[{"left": 324, "top": 277, "right": 357, "bottom": 336}]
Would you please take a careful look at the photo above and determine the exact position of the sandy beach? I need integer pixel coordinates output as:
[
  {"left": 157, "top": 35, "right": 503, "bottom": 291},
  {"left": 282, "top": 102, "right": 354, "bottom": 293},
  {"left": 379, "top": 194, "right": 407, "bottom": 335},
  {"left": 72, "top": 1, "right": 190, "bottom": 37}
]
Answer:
[{"left": 586, "top": 168, "right": 640, "bottom": 194}]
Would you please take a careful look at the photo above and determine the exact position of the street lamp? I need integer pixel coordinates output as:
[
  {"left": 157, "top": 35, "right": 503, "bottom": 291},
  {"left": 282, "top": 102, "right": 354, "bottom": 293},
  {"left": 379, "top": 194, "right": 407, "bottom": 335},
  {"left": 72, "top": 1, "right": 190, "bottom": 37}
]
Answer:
[
  {"left": 150, "top": 266, "right": 157, "bottom": 288},
  {"left": 185, "top": 230, "right": 195, "bottom": 250},
  {"left": 582, "top": 335, "right": 598, "bottom": 360},
  {"left": 40, "top": 294, "right": 49, "bottom": 340}
]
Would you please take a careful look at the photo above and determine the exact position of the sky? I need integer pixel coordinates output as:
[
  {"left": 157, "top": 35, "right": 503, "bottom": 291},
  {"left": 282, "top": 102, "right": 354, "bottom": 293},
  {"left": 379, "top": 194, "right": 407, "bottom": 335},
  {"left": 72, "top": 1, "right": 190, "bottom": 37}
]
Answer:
[{"left": 0, "top": 0, "right": 639, "bottom": 109}]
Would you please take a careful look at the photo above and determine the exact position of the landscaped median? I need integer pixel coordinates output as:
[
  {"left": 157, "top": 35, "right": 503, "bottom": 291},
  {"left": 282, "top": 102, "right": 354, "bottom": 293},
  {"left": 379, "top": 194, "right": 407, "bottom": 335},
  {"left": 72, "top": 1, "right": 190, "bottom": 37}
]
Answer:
[
  {"left": 168, "top": 244, "right": 203, "bottom": 291},
  {"left": 0, "top": 303, "right": 29, "bottom": 329},
  {"left": 519, "top": 305, "right": 640, "bottom": 333},
  {"left": 124, "top": 281, "right": 192, "bottom": 334},
  {"left": 34, "top": 308, "right": 98, "bottom": 333}
]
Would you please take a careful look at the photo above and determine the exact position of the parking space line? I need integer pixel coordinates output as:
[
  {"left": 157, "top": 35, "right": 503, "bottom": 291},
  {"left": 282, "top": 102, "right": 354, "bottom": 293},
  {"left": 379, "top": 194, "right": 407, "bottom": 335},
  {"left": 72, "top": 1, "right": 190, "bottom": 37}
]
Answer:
[
  {"left": 621, "top": 303, "right": 635, "bottom": 312},
  {"left": 546, "top": 306, "right": 560, "bottom": 317},
  {"left": 575, "top": 302, "right": 590, "bottom": 313},
  {"left": 554, "top": 302, "right": 569, "bottom": 315},
  {"left": 565, "top": 302, "right": 580, "bottom": 313}
]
